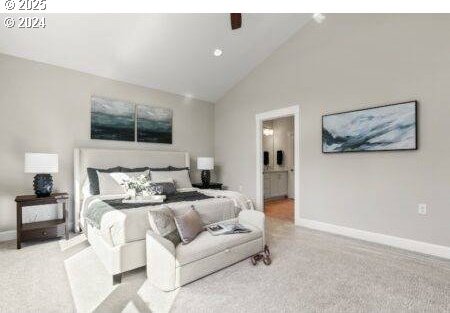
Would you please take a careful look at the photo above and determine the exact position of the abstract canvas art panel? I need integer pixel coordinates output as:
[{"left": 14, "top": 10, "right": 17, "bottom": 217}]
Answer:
[
  {"left": 91, "top": 96, "right": 135, "bottom": 142},
  {"left": 322, "top": 101, "right": 417, "bottom": 153},
  {"left": 137, "top": 104, "right": 173, "bottom": 144}
]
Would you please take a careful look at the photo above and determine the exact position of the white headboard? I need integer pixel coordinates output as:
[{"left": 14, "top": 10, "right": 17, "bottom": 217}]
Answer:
[{"left": 73, "top": 147, "right": 190, "bottom": 232}]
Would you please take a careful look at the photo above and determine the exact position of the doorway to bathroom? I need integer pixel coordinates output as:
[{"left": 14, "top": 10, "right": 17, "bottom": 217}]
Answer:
[
  {"left": 255, "top": 106, "right": 300, "bottom": 224},
  {"left": 262, "top": 116, "right": 294, "bottom": 221}
]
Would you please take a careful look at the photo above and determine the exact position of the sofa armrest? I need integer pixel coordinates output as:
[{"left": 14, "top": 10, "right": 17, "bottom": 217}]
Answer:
[
  {"left": 238, "top": 210, "right": 266, "bottom": 246},
  {"left": 146, "top": 231, "right": 177, "bottom": 291}
]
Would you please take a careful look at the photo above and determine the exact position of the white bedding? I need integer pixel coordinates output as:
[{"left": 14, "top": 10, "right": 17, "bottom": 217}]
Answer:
[{"left": 80, "top": 188, "right": 253, "bottom": 247}]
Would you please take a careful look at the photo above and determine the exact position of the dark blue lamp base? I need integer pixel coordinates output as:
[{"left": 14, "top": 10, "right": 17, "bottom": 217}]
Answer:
[
  {"left": 201, "top": 170, "right": 210, "bottom": 187},
  {"left": 33, "top": 174, "right": 53, "bottom": 197}
]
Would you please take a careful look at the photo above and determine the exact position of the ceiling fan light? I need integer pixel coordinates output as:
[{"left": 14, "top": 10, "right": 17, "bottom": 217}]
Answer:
[
  {"left": 313, "top": 13, "right": 326, "bottom": 24},
  {"left": 263, "top": 128, "right": 274, "bottom": 136}
]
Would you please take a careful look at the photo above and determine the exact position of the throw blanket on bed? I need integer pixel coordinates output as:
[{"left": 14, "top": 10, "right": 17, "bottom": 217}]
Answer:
[
  {"left": 197, "top": 189, "right": 255, "bottom": 210},
  {"left": 84, "top": 191, "right": 212, "bottom": 229}
]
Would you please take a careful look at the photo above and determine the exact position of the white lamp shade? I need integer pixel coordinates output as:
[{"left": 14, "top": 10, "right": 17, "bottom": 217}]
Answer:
[
  {"left": 24, "top": 153, "right": 58, "bottom": 174},
  {"left": 197, "top": 157, "right": 214, "bottom": 170}
]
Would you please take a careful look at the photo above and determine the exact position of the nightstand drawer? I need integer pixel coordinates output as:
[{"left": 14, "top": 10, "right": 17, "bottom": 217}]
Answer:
[{"left": 21, "top": 224, "right": 65, "bottom": 241}]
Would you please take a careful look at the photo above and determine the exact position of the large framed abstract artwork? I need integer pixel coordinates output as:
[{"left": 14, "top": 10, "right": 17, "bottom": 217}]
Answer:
[
  {"left": 322, "top": 101, "right": 418, "bottom": 153},
  {"left": 137, "top": 104, "right": 173, "bottom": 144},
  {"left": 91, "top": 96, "right": 135, "bottom": 142},
  {"left": 90, "top": 96, "right": 173, "bottom": 144}
]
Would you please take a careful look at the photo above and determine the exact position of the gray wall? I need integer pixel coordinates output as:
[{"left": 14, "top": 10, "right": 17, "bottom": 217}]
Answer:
[
  {"left": 215, "top": 14, "right": 450, "bottom": 247},
  {"left": 0, "top": 53, "right": 214, "bottom": 233}
]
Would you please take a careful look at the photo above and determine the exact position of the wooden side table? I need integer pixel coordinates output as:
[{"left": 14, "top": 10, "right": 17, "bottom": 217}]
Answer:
[
  {"left": 192, "top": 183, "right": 223, "bottom": 190},
  {"left": 15, "top": 193, "right": 69, "bottom": 249}
]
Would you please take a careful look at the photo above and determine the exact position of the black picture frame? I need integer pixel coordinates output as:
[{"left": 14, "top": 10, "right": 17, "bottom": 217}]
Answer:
[{"left": 322, "top": 100, "right": 418, "bottom": 153}]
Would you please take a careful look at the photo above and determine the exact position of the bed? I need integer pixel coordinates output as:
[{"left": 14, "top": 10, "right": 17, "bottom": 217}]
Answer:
[{"left": 74, "top": 148, "right": 254, "bottom": 284}]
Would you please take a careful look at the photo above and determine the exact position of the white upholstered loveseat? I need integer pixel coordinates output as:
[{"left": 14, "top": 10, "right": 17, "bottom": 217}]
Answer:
[{"left": 146, "top": 210, "right": 266, "bottom": 291}]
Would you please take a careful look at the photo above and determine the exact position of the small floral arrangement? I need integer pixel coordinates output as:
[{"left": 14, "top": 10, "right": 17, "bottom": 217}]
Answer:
[{"left": 123, "top": 175, "right": 154, "bottom": 198}]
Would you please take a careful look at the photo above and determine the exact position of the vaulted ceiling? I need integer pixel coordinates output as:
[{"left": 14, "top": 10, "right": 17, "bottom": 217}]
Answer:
[{"left": 0, "top": 14, "right": 311, "bottom": 102}]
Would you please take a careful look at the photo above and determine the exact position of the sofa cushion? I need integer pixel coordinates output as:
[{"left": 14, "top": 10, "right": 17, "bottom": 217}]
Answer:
[{"left": 175, "top": 224, "right": 262, "bottom": 266}]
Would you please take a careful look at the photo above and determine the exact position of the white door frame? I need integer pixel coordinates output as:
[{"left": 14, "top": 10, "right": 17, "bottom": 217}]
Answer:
[{"left": 255, "top": 105, "right": 300, "bottom": 224}]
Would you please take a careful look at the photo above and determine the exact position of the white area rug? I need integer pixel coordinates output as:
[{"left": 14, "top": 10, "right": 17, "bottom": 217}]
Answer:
[{"left": 1, "top": 218, "right": 449, "bottom": 312}]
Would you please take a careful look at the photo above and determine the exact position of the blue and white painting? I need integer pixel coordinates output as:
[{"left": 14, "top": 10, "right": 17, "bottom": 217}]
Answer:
[
  {"left": 91, "top": 96, "right": 135, "bottom": 141},
  {"left": 322, "top": 101, "right": 417, "bottom": 153},
  {"left": 137, "top": 104, "right": 173, "bottom": 144}
]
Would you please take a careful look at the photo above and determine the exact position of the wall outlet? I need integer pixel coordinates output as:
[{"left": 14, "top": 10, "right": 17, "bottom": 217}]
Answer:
[
  {"left": 418, "top": 203, "right": 427, "bottom": 215},
  {"left": 238, "top": 185, "right": 243, "bottom": 192}
]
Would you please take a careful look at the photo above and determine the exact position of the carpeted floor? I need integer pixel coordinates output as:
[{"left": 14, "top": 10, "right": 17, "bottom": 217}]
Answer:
[{"left": 0, "top": 217, "right": 449, "bottom": 313}]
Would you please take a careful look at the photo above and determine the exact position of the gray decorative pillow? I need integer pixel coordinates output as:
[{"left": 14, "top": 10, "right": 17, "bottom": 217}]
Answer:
[
  {"left": 168, "top": 166, "right": 190, "bottom": 171},
  {"left": 121, "top": 166, "right": 150, "bottom": 173},
  {"left": 151, "top": 182, "right": 177, "bottom": 195},
  {"left": 148, "top": 206, "right": 181, "bottom": 246},
  {"left": 149, "top": 166, "right": 171, "bottom": 171},
  {"left": 173, "top": 206, "right": 204, "bottom": 244}
]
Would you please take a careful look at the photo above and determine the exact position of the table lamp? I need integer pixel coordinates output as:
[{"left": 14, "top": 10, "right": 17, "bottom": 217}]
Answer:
[
  {"left": 24, "top": 153, "right": 58, "bottom": 197},
  {"left": 197, "top": 157, "right": 214, "bottom": 187}
]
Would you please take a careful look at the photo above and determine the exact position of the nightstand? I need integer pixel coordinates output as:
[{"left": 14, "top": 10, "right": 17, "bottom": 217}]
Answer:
[
  {"left": 192, "top": 183, "right": 223, "bottom": 190},
  {"left": 15, "top": 193, "right": 69, "bottom": 249}
]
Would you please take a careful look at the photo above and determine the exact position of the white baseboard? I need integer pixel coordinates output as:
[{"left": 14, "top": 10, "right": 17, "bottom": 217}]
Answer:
[
  {"left": 0, "top": 230, "right": 16, "bottom": 242},
  {"left": 297, "top": 218, "right": 450, "bottom": 260}
]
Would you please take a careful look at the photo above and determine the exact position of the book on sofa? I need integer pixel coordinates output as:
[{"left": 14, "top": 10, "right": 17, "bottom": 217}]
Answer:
[{"left": 206, "top": 222, "right": 252, "bottom": 236}]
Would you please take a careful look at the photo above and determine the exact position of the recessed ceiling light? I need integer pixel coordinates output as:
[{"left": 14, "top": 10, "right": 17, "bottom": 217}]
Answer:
[
  {"left": 213, "top": 49, "right": 223, "bottom": 57},
  {"left": 313, "top": 13, "right": 326, "bottom": 24}
]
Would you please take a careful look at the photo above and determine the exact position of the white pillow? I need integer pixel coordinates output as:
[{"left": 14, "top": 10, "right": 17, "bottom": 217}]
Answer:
[
  {"left": 97, "top": 170, "right": 149, "bottom": 195},
  {"left": 151, "top": 178, "right": 174, "bottom": 184},
  {"left": 150, "top": 170, "right": 192, "bottom": 189}
]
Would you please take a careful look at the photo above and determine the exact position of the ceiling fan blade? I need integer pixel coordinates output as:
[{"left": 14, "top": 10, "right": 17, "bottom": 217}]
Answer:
[{"left": 230, "top": 13, "right": 242, "bottom": 30}]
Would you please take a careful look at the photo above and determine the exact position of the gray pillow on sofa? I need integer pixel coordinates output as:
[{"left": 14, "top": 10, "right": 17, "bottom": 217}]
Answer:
[
  {"left": 148, "top": 206, "right": 181, "bottom": 246},
  {"left": 173, "top": 206, "right": 204, "bottom": 244}
]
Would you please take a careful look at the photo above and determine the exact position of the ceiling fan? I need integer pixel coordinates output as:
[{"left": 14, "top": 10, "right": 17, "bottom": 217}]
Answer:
[{"left": 230, "top": 13, "right": 242, "bottom": 30}]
